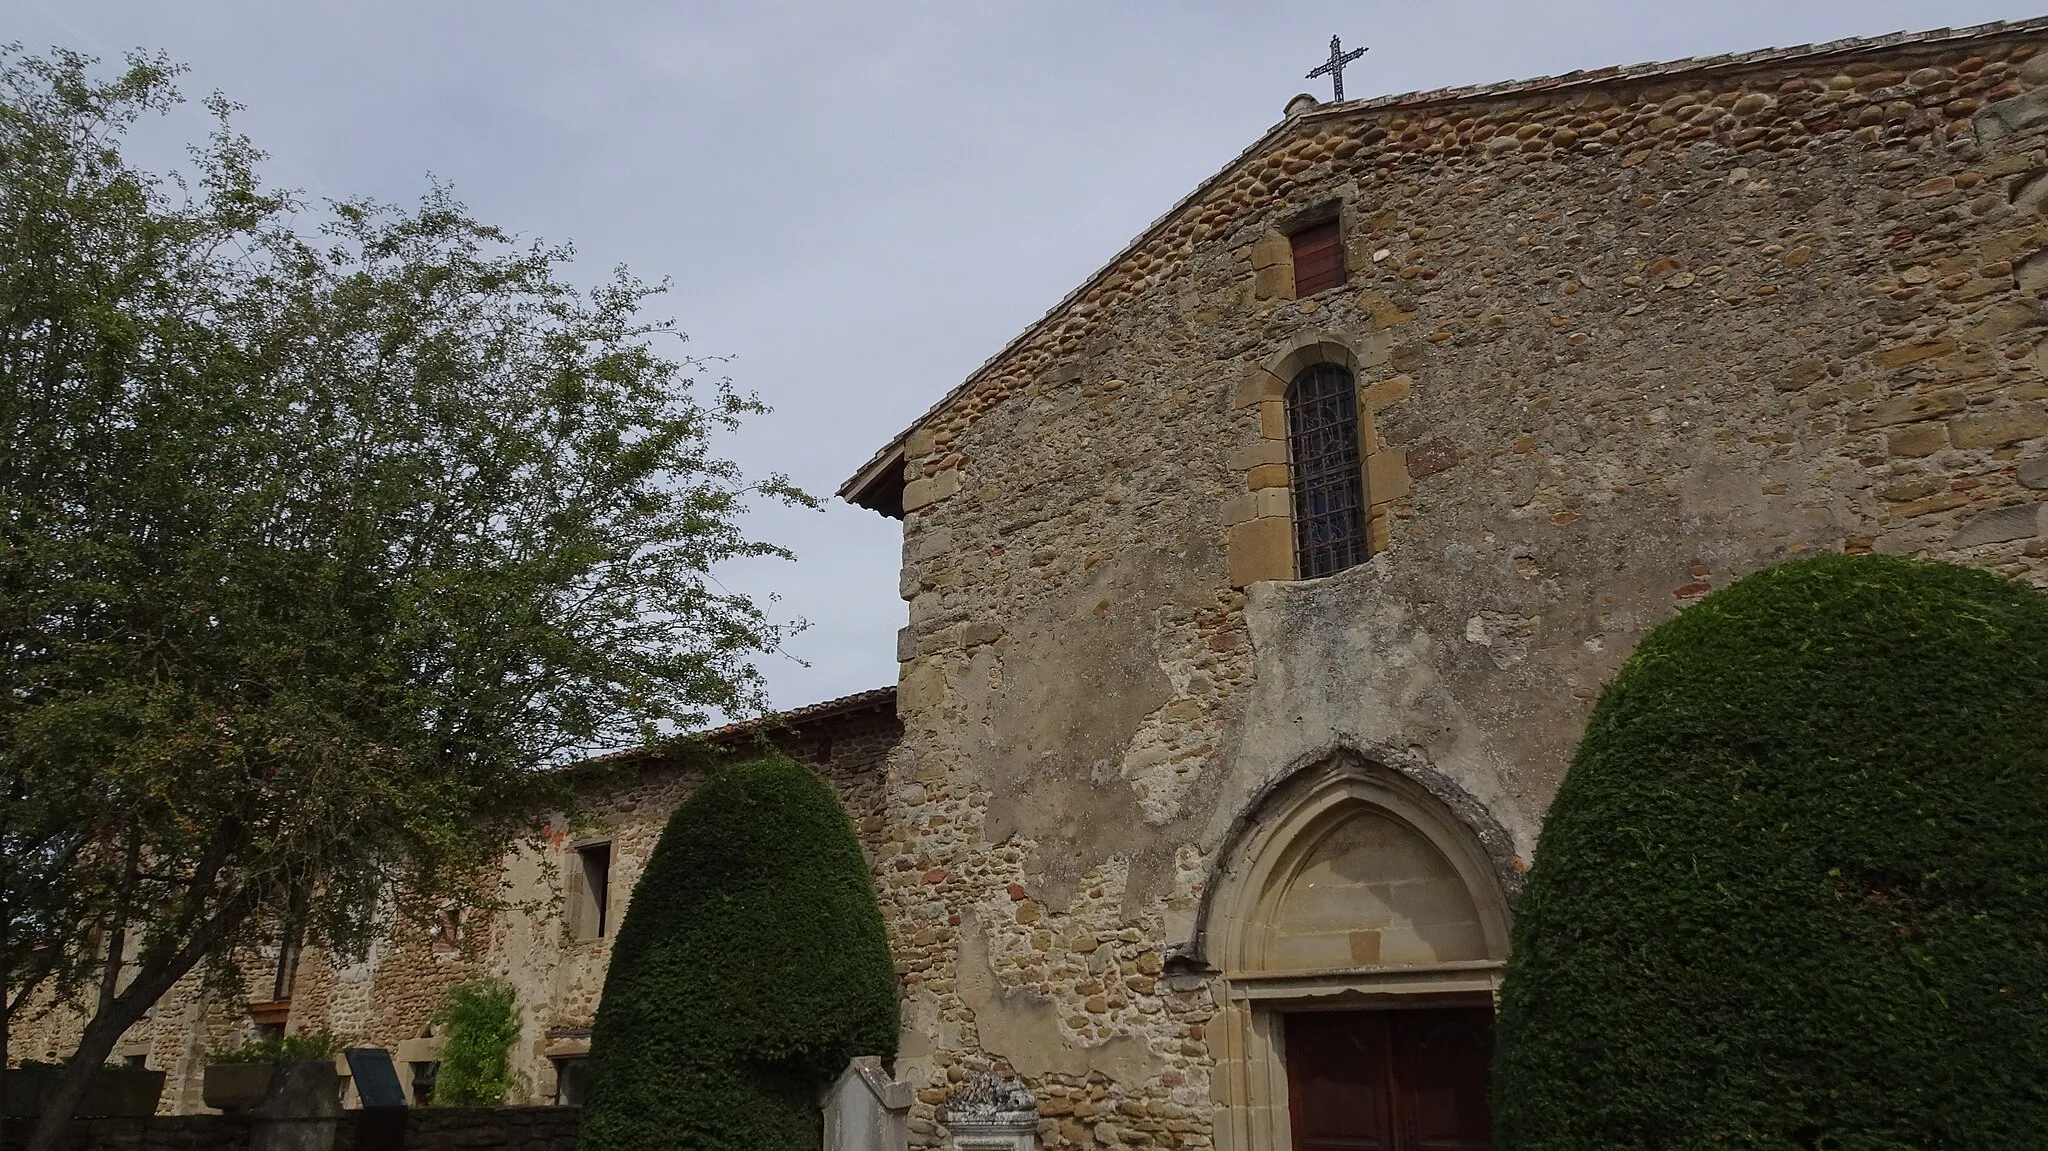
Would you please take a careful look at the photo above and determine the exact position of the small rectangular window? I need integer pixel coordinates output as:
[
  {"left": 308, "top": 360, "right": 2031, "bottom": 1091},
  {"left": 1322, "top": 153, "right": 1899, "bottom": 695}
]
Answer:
[
  {"left": 569, "top": 842, "right": 613, "bottom": 940},
  {"left": 408, "top": 1061, "right": 439, "bottom": 1107},
  {"left": 250, "top": 998, "right": 291, "bottom": 1039},
  {"left": 1290, "top": 219, "right": 1347, "bottom": 296},
  {"left": 272, "top": 928, "right": 302, "bottom": 1001},
  {"left": 552, "top": 1056, "right": 589, "bottom": 1107},
  {"left": 431, "top": 907, "right": 464, "bottom": 954}
]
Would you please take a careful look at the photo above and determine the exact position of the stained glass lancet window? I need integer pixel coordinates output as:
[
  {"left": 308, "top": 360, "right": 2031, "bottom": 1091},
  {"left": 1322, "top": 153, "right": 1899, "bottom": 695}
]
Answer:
[{"left": 1286, "top": 364, "right": 1368, "bottom": 577}]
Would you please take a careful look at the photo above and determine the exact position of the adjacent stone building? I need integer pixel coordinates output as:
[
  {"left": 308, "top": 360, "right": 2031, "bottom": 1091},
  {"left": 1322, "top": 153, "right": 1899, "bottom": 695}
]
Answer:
[
  {"left": 16, "top": 16, "right": 2048, "bottom": 1151},
  {"left": 7, "top": 690, "right": 902, "bottom": 1114},
  {"left": 836, "top": 17, "right": 2048, "bottom": 1151}
]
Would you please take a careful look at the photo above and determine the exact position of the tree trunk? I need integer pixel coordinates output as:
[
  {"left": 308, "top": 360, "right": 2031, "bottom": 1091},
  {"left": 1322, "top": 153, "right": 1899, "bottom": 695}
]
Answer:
[
  {"left": 21, "top": 890, "right": 257, "bottom": 1151},
  {"left": 22, "top": 1005, "right": 142, "bottom": 1151}
]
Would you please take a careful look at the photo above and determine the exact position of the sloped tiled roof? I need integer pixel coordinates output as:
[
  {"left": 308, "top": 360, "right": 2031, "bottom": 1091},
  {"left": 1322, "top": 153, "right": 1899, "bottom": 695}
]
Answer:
[
  {"left": 568, "top": 686, "right": 897, "bottom": 772},
  {"left": 696, "top": 685, "right": 897, "bottom": 741},
  {"left": 839, "top": 16, "right": 2048, "bottom": 509}
]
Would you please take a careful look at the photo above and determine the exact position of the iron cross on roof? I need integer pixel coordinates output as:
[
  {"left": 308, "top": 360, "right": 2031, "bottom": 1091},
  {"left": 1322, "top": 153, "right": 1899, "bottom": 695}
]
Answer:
[{"left": 1306, "top": 35, "right": 1368, "bottom": 102}]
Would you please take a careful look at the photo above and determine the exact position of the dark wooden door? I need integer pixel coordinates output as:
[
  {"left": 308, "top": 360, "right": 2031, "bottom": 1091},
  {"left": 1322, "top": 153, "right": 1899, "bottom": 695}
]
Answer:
[
  {"left": 1284, "top": 1009, "right": 1492, "bottom": 1151},
  {"left": 1394, "top": 1011, "right": 1492, "bottom": 1151},
  {"left": 1285, "top": 1011, "right": 1399, "bottom": 1151}
]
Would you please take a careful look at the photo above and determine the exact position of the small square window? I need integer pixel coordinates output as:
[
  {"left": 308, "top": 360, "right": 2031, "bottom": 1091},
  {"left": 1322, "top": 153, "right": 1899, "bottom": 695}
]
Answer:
[{"left": 1290, "top": 219, "right": 1347, "bottom": 296}]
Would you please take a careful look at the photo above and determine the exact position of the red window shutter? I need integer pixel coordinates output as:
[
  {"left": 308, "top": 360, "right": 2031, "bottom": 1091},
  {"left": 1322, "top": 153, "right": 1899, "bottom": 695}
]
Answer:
[{"left": 1290, "top": 220, "right": 1347, "bottom": 295}]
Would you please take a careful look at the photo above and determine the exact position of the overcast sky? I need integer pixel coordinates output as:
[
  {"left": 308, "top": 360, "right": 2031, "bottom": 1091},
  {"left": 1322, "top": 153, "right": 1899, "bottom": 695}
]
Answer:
[{"left": 10, "top": 0, "right": 2042, "bottom": 715}]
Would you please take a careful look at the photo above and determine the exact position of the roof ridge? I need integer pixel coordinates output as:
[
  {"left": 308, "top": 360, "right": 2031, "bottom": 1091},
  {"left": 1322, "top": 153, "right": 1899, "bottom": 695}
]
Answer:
[
  {"left": 839, "top": 16, "right": 2048, "bottom": 502},
  {"left": 1312, "top": 17, "right": 2048, "bottom": 118}
]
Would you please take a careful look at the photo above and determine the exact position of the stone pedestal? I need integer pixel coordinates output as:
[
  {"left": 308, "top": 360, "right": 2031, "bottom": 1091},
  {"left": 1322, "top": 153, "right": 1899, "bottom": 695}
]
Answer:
[
  {"left": 248, "top": 1060, "right": 343, "bottom": 1151},
  {"left": 823, "top": 1056, "right": 913, "bottom": 1151},
  {"left": 944, "top": 1073, "right": 1038, "bottom": 1151}
]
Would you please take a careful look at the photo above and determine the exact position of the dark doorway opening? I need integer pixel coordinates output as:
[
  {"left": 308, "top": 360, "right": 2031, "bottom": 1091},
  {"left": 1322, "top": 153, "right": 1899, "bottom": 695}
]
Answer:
[{"left": 1283, "top": 1008, "right": 1492, "bottom": 1151}]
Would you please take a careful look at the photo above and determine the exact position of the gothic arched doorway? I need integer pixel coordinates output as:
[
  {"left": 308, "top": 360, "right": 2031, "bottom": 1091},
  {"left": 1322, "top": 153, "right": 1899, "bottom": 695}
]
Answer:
[{"left": 1198, "top": 753, "right": 1512, "bottom": 1151}]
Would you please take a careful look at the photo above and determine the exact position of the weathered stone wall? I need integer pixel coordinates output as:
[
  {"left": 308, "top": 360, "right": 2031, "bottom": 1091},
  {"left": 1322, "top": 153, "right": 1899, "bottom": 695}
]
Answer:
[
  {"left": 8, "top": 703, "right": 900, "bottom": 1116},
  {"left": 875, "top": 24, "right": 2048, "bottom": 1151}
]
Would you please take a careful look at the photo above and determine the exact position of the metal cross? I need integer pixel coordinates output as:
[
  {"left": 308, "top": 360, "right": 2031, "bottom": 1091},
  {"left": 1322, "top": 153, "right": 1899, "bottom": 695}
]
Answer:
[{"left": 1306, "top": 35, "right": 1368, "bottom": 102}]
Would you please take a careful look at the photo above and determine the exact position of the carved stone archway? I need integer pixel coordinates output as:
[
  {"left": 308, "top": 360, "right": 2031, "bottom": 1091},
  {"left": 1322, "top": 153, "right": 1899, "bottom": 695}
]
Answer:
[{"left": 1197, "top": 752, "right": 1513, "bottom": 1151}]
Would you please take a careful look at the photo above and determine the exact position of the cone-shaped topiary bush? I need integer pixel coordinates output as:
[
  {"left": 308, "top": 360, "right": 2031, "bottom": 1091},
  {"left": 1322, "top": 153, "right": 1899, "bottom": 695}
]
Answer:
[
  {"left": 577, "top": 754, "right": 898, "bottom": 1151},
  {"left": 1495, "top": 554, "right": 2048, "bottom": 1150}
]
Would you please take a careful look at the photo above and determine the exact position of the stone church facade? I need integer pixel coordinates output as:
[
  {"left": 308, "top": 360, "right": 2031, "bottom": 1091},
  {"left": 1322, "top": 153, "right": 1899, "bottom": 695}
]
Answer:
[
  {"left": 15, "top": 16, "right": 2048, "bottom": 1151},
  {"left": 837, "top": 18, "right": 2048, "bottom": 1151}
]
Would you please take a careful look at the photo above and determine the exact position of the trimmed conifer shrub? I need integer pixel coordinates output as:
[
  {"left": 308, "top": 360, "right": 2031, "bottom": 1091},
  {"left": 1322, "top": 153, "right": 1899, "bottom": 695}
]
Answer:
[
  {"left": 577, "top": 755, "right": 898, "bottom": 1151},
  {"left": 1494, "top": 555, "right": 2048, "bottom": 1149}
]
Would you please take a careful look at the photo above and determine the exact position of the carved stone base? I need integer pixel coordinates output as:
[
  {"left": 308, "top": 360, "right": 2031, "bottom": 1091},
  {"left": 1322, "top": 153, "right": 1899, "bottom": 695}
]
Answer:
[{"left": 945, "top": 1073, "right": 1038, "bottom": 1151}]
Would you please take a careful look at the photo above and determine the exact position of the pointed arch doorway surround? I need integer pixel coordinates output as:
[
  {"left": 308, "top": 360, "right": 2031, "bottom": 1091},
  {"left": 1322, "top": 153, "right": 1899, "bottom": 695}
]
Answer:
[{"left": 1198, "top": 753, "right": 1514, "bottom": 1151}]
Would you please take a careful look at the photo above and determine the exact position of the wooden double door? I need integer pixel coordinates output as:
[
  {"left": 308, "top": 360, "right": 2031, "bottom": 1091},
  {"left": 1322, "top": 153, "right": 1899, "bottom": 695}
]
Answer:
[{"left": 1283, "top": 1008, "right": 1492, "bottom": 1151}]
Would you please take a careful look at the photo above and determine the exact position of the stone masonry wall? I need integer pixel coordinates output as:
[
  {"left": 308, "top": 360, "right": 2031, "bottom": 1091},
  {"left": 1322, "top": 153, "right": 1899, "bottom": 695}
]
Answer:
[
  {"left": 9, "top": 706, "right": 900, "bottom": 1115},
  {"left": 876, "top": 24, "right": 2048, "bottom": 1151},
  {"left": 0, "top": 1115, "right": 254, "bottom": 1151}
]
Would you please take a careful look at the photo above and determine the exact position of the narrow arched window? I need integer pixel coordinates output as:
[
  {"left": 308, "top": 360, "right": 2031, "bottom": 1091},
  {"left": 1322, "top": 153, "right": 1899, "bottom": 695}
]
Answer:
[{"left": 1287, "top": 364, "right": 1367, "bottom": 577}]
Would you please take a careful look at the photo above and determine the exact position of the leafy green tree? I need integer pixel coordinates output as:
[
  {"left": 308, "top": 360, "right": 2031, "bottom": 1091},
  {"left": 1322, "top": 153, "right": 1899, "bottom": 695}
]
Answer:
[
  {"left": 431, "top": 979, "right": 521, "bottom": 1106},
  {"left": 0, "top": 48, "right": 804, "bottom": 1151},
  {"left": 579, "top": 755, "right": 898, "bottom": 1151},
  {"left": 1494, "top": 555, "right": 2048, "bottom": 1149}
]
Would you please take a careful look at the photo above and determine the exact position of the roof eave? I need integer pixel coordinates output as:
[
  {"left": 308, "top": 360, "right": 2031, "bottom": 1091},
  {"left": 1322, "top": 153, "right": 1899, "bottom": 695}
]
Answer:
[
  {"left": 841, "top": 443, "right": 907, "bottom": 518},
  {"left": 834, "top": 114, "right": 1304, "bottom": 500}
]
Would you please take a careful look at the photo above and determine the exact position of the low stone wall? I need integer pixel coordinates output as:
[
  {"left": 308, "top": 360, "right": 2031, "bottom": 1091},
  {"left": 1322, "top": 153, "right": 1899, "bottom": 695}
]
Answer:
[
  {"left": 0, "top": 1114, "right": 253, "bottom": 1151},
  {"left": 370, "top": 1108, "right": 579, "bottom": 1151},
  {"left": 0, "top": 1108, "right": 578, "bottom": 1151}
]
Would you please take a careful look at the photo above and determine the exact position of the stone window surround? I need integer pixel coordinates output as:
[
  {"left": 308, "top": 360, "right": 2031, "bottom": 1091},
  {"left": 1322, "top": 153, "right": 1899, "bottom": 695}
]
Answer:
[
  {"left": 1226, "top": 329, "right": 1415, "bottom": 586},
  {"left": 566, "top": 837, "right": 614, "bottom": 943},
  {"left": 540, "top": 1028, "right": 592, "bottom": 1106},
  {"left": 394, "top": 1035, "right": 447, "bottom": 1106},
  {"left": 1250, "top": 198, "right": 1353, "bottom": 304},
  {"left": 1195, "top": 753, "right": 1512, "bottom": 1151}
]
